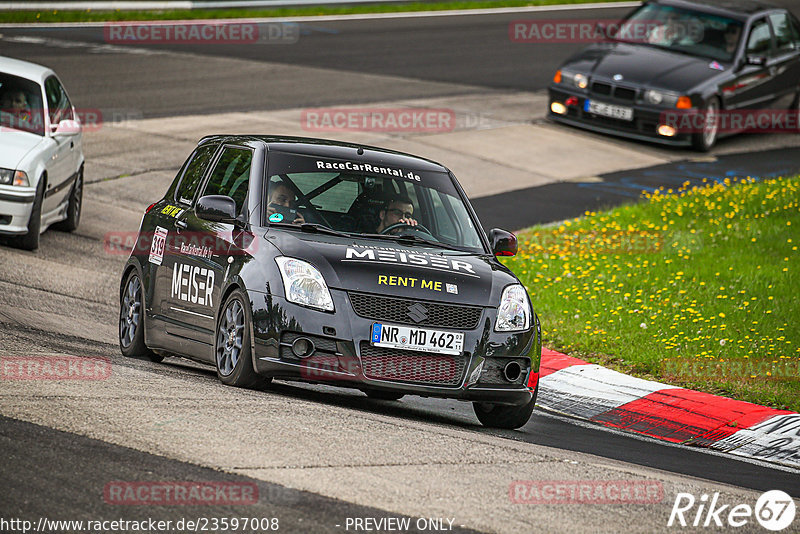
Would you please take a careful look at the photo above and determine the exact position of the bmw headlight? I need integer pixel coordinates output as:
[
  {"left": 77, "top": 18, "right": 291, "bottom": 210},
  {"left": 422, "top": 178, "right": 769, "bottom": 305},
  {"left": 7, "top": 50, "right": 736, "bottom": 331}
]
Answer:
[
  {"left": 559, "top": 70, "right": 590, "bottom": 90},
  {"left": 644, "top": 89, "right": 680, "bottom": 107},
  {"left": 495, "top": 284, "right": 531, "bottom": 332},
  {"left": 0, "top": 168, "right": 28, "bottom": 186},
  {"left": 275, "top": 257, "right": 334, "bottom": 311}
]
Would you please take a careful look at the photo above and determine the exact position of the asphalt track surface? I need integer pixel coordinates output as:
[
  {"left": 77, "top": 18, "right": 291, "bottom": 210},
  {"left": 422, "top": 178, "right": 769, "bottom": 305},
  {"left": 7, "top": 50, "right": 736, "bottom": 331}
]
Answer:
[{"left": 2, "top": 4, "right": 800, "bottom": 531}]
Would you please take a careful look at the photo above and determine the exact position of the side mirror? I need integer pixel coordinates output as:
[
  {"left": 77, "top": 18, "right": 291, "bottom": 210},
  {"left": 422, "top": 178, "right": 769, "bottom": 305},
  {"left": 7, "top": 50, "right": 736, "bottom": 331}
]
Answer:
[
  {"left": 51, "top": 119, "right": 81, "bottom": 135},
  {"left": 746, "top": 55, "right": 766, "bottom": 66},
  {"left": 195, "top": 195, "right": 237, "bottom": 224},
  {"left": 489, "top": 228, "right": 517, "bottom": 257}
]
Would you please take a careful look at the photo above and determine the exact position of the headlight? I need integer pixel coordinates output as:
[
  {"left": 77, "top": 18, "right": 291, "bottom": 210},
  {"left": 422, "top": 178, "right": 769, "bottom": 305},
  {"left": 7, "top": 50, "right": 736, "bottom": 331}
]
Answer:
[
  {"left": 644, "top": 89, "right": 681, "bottom": 107},
  {"left": 275, "top": 257, "right": 334, "bottom": 311},
  {"left": 495, "top": 284, "right": 531, "bottom": 332},
  {"left": 558, "top": 70, "right": 590, "bottom": 90},
  {"left": 0, "top": 168, "right": 27, "bottom": 186}
]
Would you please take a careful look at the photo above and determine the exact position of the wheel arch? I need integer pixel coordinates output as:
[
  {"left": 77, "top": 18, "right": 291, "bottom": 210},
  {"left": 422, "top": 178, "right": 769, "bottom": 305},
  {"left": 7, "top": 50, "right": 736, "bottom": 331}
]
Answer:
[{"left": 216, "top": 279, "right": 259, "bottom": 371}]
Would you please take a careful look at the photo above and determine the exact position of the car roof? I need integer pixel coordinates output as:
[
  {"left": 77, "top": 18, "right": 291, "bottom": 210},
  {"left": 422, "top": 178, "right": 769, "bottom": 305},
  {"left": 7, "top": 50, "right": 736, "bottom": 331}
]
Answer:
[
  {"left": 651, "top": 0, "right": 782, "bottom": 19},
  {"left": 198, "top": 135, "right": 450, "bottom": 173},
  {"left": 0, "top": 55, "right": 54, "bottom": 84}
]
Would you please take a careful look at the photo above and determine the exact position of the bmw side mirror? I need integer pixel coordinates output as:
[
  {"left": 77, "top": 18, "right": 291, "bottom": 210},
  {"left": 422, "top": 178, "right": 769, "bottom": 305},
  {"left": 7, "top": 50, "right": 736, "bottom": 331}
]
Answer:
[
  {"left": 746, "top": 55, "right": 766, "bottom": 66},
  {"left": 195, "top": 195, "right": 237, "bottom": 224},
  {"left": 51, "top": 119, "right": 81, "bottom": 136},
  {"left": 489, "top": 228, "right": 517, "bottom": 257}
]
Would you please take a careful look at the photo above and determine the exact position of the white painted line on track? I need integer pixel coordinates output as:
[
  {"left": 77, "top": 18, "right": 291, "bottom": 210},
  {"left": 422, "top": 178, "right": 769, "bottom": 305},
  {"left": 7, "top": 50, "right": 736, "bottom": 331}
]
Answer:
[{"left": 0, "top": 2, "right": 641, "bottom": 27}]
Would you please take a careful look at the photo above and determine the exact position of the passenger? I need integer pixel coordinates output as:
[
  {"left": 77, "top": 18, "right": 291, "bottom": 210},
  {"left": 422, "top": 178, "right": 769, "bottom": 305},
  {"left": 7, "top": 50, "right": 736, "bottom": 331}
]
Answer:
[
  {"left": 267, "top": 182, "right": 305, "bottom": 224},
  {"left": 0, "top": 89, "right": 31, "bottom": 122},
  {"left": 376, "top": 195, "right": 418, "bottom": 233}
]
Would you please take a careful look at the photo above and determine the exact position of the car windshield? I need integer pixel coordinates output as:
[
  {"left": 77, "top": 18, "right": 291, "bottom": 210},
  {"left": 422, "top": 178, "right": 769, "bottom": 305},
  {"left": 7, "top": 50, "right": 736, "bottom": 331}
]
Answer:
[
  {"left": 0, "top": 73, "right": 45, "bottom": 136},
  {"left": 613, "top": 4, "right": 744, "bottom": 62},
  {"left": 265, "top": 152, "right": 486, "bottom": 253}
]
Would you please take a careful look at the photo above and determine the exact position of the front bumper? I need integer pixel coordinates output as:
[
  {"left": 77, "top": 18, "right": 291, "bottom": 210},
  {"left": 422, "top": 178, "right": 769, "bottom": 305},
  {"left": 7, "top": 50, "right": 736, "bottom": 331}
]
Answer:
[
  {"left": 0, "top": 186, "right": 36, "bottom": 235},
  {"left": 548, "top": 86, "right": 694, "bottom": 147},
  {"left": 249, "top": 290, "right": 540, "bottom": 407}
]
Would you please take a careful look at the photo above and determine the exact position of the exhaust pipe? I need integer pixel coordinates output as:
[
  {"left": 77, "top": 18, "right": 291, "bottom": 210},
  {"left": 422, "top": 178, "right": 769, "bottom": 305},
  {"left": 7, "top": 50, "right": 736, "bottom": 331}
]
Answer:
[{"left": 503, "top": 360, "right": 522, "bottom": 383}]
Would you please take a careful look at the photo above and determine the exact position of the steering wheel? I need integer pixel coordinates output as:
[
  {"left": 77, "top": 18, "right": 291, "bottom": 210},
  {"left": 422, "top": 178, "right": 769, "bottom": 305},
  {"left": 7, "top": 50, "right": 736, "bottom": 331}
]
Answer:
[{"left": 380, "top": 222, "right": 434, "bottom": 237}]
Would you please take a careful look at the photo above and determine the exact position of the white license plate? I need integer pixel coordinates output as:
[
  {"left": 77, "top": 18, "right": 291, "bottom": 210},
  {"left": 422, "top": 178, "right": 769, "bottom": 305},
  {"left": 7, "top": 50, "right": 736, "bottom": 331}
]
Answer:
[
  {"left": 585, "top": 100, "right": 634, "bottom": 121},
  {"left": 371, "top": 323, "right": 464, "bottom": 356}
]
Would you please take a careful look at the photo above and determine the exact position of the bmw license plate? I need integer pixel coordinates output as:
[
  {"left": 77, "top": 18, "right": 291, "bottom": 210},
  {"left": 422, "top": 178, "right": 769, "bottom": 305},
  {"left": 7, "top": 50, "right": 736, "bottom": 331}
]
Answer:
[
  {"left": 584, "top": 99, "right": 634, "bottom": 121},
  {"left": 371, "top": 323, "right": 464, "bottom": 355}
]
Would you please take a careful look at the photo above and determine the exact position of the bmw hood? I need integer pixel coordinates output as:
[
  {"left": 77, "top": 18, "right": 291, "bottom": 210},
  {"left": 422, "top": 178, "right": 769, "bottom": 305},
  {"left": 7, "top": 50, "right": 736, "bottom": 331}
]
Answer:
[
  {"left": 265, "top": 230, "right": 513, "bottom": 307},
  {"left": 0, "top": 130, "right": 44, "bottom": 170},
  {"left": 567, "top": 43, "right": 722, "bottom": 92}
]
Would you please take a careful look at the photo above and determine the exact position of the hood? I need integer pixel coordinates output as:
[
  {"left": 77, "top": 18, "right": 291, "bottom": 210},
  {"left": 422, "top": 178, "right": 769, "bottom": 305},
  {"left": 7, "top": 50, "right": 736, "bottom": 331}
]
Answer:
[
  {"left": 567, "top": 43, "right": 723, "bottom": 92},
  {"left": 0, "top": 130, "right": 44, "bottom": 170},
  {"left": 265, "top": 230, "right": 514, "bottom": 307}
]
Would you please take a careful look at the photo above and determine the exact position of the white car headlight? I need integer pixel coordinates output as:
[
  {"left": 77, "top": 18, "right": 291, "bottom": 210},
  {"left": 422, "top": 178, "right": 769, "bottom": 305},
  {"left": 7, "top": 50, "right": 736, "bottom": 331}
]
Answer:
[
  {"left": 0, "top": 168, "right": 28, "bottom": 186},
  {"left": 644, "top": 89, "right": 680, "bottom": 107},
  {"left": 275, "top": 257, "right": 334, "bottom": 311},
  {"left": 560, "top": 70, "right": 590, "bottom": 90},
  {"left": 495, "top": 284, "right": 531, "bottom": 332}
]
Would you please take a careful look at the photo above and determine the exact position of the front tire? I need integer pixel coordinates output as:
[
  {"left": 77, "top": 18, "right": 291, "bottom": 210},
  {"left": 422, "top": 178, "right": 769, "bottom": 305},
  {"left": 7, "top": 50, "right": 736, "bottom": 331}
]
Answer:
[
  {"left": 215, "top": 290, "right": 268, "bottom": 388},
  {"left": 54, "top": 166, "right": 83, "bottom": 232},
  {"left": 119, "top": 270, "right": 163, "bottom": 362},
  {"left": 473, "top": 386, "right": 537, "bottom": 429},
  {"left": 14, "top": 178, "right": 44, "bottom": 251},
  {"left": 691, "top": 98, "right": 720, "bottom": 152}
]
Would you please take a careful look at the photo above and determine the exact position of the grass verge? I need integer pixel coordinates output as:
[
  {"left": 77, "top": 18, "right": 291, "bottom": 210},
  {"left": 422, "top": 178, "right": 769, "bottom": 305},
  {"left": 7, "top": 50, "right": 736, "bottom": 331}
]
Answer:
[
  {"left": 504, "top": 176, "right": 800, "bottom": 412},
  {"left": 0, "top": 0, "right": 633, "bottom": 23}
]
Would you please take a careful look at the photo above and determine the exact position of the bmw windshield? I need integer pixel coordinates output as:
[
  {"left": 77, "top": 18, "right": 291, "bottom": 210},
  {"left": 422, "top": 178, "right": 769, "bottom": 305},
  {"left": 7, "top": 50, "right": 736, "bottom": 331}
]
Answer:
[
  {"left": 0, "top": 73, "right": 45, "bottom": 136},
  {"left": 265, "top": 152, "right": 486, "bottom": 254}
]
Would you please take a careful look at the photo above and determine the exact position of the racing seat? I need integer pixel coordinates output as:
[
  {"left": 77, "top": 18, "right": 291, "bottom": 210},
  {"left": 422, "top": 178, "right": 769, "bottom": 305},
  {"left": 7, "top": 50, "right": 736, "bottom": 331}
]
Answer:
[{"left": 347, "top": 185, "right": 388, "bottom": 233}]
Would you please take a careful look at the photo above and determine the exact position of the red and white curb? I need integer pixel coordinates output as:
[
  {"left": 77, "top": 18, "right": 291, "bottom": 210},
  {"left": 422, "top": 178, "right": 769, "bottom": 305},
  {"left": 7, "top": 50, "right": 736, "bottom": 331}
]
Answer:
[{"left": 535, "top": 349, "right": 800, "bottom": 470}]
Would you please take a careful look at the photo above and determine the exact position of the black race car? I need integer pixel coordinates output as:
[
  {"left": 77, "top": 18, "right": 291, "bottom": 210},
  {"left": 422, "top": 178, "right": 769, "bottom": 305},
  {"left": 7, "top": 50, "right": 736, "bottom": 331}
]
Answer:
[
  {"left": 548, "top": 0, "right": 800, "bottom": 150},
  {"left": 118, "top": 136, "right": 541, "bottom": 429}
]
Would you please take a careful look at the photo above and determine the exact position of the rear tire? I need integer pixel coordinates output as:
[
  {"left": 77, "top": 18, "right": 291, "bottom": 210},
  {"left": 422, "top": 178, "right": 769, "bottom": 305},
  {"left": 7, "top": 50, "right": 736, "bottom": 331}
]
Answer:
[
  {"left": 473, "top": 386, "right": 537, "bottom": 429},
  {"left": 364, "top": 390, "right": 405, "bottom": 401},
  {"left": 215, "top": 290, "right": 267, "bottom": 388},
  {"left": 54, "top": 166, "right": 83, "bottom": 232},
  {"left": 14, "top": 178, "right": 43, "bottom": 251},
  {"left": 119, "top": 270, "right": 162, "bottom": 362},
  {"left": 691, "top": 98, "right": 720, "bottom": 152}
]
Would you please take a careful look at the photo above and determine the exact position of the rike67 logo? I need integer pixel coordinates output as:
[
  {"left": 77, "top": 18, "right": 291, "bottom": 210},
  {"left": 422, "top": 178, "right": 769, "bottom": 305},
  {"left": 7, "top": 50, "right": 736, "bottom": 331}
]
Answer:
[{"left": 668, "top": 490, "right": 796, "bottom": 531}]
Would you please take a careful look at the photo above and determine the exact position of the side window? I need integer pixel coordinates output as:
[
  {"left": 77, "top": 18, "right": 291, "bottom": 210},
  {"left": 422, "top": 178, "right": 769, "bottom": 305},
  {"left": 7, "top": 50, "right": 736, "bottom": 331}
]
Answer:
[
  {"left": 202, "top": 147, "right": 252, "bottom": 215},
  {"left": 175, "top": 144, "right": 216, "bottom": 205},
  {"left": 769, "top": 13, "right": 797, "bottom": 53},
  {"left": 44, "top": 76, "right": 73, "bottom": 124},
  {"left": 746, "top": 18, "right": 772, "bottom": 56}
]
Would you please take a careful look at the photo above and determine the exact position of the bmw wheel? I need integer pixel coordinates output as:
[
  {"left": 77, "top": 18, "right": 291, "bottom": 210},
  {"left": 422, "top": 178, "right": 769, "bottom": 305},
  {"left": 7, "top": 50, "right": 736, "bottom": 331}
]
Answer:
[
  {"left": 215, "top": 290, "right": 269, "bottom": 388},
  {"left": 15, "top": 177, "right": 44, "bottom": 251},
  {"left": 691, "top": 98, "right": 720, "bottom": 152},
  {"left": 119, "top": 270, "right": 163, "bottom": 362},
  {"left": 54, "top": 165, "right": 83, "bottom": 232}
]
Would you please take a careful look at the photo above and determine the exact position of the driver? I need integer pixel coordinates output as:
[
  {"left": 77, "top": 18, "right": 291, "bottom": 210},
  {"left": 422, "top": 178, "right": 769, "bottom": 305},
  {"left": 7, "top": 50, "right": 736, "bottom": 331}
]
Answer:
[
  {"left": 376, "top": 195, "right": 417, "bottom": 233},
  {"left": 267, "top": 182, "right": 305, "bottom": 224},
  {"left": 0, "top": 89, "right": 31, "bottom": 122}
]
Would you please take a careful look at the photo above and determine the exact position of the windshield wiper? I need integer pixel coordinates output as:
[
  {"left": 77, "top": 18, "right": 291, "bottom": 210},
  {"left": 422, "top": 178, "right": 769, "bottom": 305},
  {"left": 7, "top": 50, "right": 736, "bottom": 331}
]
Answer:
[{"left": 268, "top": 221, "right": 352, "bottom": 238}]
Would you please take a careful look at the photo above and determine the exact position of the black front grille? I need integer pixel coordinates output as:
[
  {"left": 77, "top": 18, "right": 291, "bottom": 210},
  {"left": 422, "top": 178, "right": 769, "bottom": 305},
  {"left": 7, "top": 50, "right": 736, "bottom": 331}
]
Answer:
[
  {"left": 359, "top": 342, "right": 468, "bottom": 386},
  {"left": 349, "top": 292, "right": 482, "bottom": 330},
  {"left": 614, "top": 87, "right": 636, "bottom": 101},
  {"left": 592, "top": 82, "right": 612, "bottom": 95}
]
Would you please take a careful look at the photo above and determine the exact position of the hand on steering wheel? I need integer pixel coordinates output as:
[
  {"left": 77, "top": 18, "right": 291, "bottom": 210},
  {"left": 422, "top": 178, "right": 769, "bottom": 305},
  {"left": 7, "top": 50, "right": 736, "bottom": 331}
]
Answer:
[{"left": 380, "top": 222, "right": 433, "bottom": 236}]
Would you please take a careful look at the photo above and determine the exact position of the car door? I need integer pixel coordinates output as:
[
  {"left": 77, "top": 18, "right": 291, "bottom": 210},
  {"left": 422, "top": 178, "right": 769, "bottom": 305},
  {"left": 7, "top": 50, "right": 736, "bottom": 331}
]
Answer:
[
  {"left": 723, "top": 17, "right": 776, "bottom": 111},
  {"left": 168, "top": 144, "right": 254, "bottom": 354},
  {"left": 41, "top": 76, "right": 75, "bottom": 214},
  {"left": 766, "top": 11, "right": 800, "bottom": 109},
  {"left": 151, "top": 143, "right": 218, "bottom": 347}
]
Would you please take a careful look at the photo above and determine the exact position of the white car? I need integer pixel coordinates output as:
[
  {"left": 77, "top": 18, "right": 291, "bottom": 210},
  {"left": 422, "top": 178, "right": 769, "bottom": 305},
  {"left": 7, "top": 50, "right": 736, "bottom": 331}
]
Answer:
[{"left": 0, "top": 56, "right": 84, "bottom": 250}]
